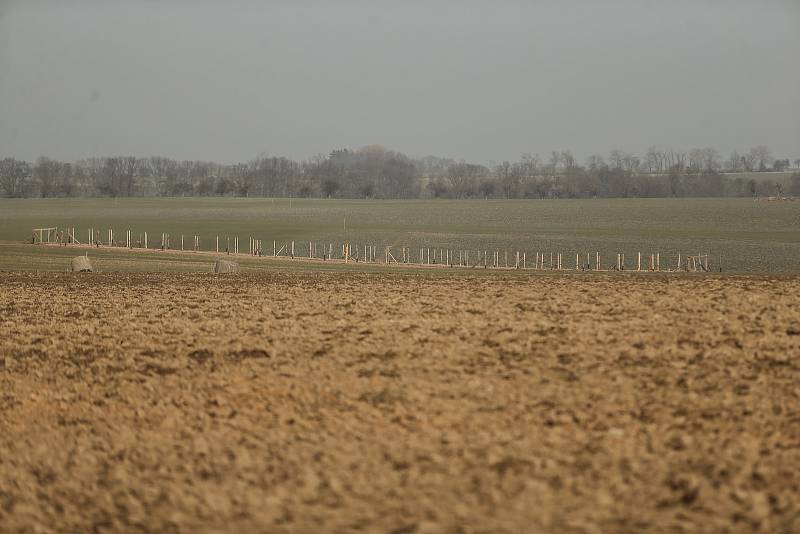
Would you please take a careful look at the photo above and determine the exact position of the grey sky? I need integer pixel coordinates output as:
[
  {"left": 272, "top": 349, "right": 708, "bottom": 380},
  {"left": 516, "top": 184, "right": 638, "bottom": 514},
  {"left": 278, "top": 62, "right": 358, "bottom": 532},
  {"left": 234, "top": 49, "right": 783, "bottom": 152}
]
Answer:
[{"left": 1, "top": 0, "right": 798, "bottom": 164}]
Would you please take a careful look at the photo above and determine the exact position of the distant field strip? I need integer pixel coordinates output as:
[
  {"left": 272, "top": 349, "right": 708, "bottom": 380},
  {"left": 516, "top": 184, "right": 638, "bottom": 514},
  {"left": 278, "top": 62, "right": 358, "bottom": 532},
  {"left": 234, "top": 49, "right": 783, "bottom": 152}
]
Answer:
[{"left": 1, "top": 197, "right": 798, "bottom": 272}]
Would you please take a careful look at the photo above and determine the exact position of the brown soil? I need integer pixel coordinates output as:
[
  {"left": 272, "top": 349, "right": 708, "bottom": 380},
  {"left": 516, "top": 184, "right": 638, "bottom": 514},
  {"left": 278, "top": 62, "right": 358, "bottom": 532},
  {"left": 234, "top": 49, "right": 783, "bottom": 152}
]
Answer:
[{"left": 1, "top": 272, "right": 799, "bottom": 533}]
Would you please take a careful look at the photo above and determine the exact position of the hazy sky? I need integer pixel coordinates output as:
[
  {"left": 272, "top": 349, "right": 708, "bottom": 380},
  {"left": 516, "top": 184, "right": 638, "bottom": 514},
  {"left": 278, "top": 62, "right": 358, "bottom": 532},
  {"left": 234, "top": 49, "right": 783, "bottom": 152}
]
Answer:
[{"left": 1, "top": 0, "right": 798, "bottom": 164}]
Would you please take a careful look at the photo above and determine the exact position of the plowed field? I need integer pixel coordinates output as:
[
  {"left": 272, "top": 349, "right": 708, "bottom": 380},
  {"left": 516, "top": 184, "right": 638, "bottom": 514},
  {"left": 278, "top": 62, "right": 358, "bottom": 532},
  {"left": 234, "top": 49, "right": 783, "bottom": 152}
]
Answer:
[{"left": 1, "top": 273, "right": 799, "bottom": 532}]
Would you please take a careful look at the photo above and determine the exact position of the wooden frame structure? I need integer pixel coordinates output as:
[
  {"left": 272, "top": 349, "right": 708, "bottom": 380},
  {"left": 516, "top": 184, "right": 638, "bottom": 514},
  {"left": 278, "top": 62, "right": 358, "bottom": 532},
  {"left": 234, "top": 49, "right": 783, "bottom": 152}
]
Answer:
[{"left": 31, "top": 224, "right": 718, "bottom": 273}]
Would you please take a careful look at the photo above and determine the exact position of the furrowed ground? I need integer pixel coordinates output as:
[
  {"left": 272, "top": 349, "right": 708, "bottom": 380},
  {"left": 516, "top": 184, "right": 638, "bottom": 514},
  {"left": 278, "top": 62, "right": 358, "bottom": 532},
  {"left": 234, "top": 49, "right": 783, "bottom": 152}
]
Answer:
[{"left": 1, "top": 272, "right": 799, "bottom": 532}]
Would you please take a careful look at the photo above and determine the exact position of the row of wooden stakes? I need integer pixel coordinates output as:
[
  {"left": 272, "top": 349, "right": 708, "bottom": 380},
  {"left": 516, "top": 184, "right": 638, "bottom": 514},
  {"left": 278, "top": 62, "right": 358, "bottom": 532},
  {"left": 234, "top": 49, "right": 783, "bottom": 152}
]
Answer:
[{"left": 32, "top": 227, "right": 713, "bottom": 272}]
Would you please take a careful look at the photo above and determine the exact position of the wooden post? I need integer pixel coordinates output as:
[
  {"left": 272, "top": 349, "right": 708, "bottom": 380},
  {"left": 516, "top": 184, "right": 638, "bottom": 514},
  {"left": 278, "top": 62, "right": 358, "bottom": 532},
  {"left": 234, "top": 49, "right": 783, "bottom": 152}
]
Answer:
[
  {"left": 181, "top": 235, "right": 184, "bottom": 251},
  {"left": 637, "top": 252, "right": 641, "bottom": 271},
  {"left": 523, "top": 252, "right": 526, "bottom": 269},
  {"left": 576, "top": 252, "right": 579, "bottom": 270},
  {"left": 657, "top": 253, "right": 660, "bottom": 271}
]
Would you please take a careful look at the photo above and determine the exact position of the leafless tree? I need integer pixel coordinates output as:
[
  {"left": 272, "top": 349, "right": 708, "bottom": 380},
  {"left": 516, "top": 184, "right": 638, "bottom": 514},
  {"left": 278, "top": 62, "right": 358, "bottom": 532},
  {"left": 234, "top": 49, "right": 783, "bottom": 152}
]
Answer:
[
  {"left": 586, "top": 154, "right": 605, "bottom": 171},
  {"left": 726, "top": 151, "right": 743, "bottom": 172},
  {"left": 560, "top": 150, "right": 576, "bottom": 171},
  {"left": 548, "top": 151, "right": 560, "bottom": 174},
  {"left": 0, "top": 158, "right": 30, "bottom": 197},
  {"left": 701, "top": 147, "right": 720, "bottom": 173},
  {"left": 747, "top": 146, "right": 772, "bottom": 171},
  {"left": 34, "top": 157, "right": 61, "bottom": 197},
  {"left": 608, "top": 149, "right": 624, "bottom": 170},
  {"left": 645, "top": 146, "right": 660, "bottom": 173},
  {"left": 622, "top": 154, "right": 640, "bottom": 173}
]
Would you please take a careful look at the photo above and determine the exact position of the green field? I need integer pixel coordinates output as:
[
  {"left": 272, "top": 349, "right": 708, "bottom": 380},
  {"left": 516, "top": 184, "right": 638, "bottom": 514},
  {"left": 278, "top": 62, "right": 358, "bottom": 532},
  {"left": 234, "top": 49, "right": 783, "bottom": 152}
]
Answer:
[{"left": 1, "top": 197, "right": 798, "bottom": 272}]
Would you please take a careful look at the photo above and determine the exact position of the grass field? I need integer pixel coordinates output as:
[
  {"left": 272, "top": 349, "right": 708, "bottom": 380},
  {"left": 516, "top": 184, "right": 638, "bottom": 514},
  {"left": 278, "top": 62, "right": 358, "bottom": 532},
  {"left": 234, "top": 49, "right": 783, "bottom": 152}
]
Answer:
[{"left": 1, "top": 197, "right": 798, "bottom": 272}]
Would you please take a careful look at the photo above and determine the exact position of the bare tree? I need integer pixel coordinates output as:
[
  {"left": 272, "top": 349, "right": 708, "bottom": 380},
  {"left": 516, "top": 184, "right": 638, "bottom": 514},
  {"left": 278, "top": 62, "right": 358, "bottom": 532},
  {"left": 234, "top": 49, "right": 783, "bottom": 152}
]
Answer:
[
  {"left": 229, "top": 163, "right": 255, "bottom": 197},
  {"left": 701, "top": 147, "right": 720, "bottom": 173},
  {"left": 446, "top": 163, "right": 485, "bottom": 198},
  {"left": 645, "top": 146, "right": 660, "bottom": 173},
  {"left": 33, "top": 157, "right": 61, "bottom": 197},
  {"left": 726, "top": 151, "right": 743, "bottom": 172},
  {"left": 560, "top": 150, "right": 576, "bottom": 171},
  {"left": 622, "top": 154, "right": 640, "bottom": 173},
  {"left": 608, "top": 150, "right": 624, "bottom": 170},
  {"left": 0, "top": 158, "right": 30, "bottom": 197},
  {"left": 748, "top": 145, "right": 772, "bottom": 171},
  {"left": 688, "top": 149, "right": 704, "bottom": 174},
  {"left": 519, "top": 153, "right": 539, "bottom": 177},
  {"left": 548, "top": 151, "right": 560, "bottom": 174},
  {"left": 586, "top": 154, "right": 605, "bottom": 171},
  {"left": 119, "top": 156, "right": 139, "bottom": 196}
]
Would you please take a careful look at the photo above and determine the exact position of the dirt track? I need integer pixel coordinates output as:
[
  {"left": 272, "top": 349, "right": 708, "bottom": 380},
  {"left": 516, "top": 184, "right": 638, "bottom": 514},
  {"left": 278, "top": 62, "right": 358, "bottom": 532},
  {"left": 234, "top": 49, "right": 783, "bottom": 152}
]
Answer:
[{"left": 1, "top": 272, "right": 799, "bottom": 532}]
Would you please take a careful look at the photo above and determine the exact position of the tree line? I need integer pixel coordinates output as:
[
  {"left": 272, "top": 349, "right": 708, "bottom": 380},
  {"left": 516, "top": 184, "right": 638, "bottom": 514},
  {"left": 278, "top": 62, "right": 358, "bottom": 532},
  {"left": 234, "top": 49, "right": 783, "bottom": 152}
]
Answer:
[{"left": 1, "top": 144, "right": 798, "bottom": 199}]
